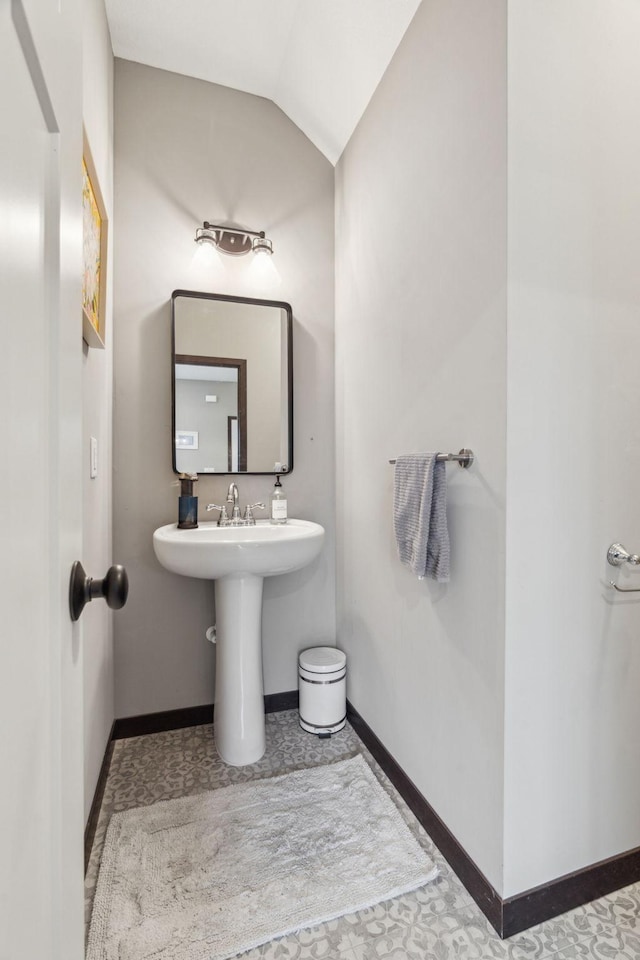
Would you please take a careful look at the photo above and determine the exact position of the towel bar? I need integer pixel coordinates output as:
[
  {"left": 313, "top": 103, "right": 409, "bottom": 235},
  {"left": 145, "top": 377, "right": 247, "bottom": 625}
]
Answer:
[{"left": 388, "top": 448, "right": 474, "bottom": 468}]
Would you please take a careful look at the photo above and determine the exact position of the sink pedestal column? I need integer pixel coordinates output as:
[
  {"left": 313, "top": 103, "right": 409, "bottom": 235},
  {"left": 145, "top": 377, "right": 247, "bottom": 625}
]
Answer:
[{"left": 213, "top": 573, "right": 265, "bottom": 765}]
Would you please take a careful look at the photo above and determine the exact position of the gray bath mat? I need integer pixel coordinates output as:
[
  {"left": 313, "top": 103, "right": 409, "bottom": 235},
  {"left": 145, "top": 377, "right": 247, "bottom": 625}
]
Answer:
[{"left": 87, "top": 754, "right": 438, "bottom": 960}]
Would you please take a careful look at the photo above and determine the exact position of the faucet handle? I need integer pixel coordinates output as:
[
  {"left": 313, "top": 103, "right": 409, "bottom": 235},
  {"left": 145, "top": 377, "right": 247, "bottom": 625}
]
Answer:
[
  {"left": 243, "top": 502, "right": 265, "bottom": 524},
  {"left": 206, "top": 503, "right": 229, "bottom": 525}
]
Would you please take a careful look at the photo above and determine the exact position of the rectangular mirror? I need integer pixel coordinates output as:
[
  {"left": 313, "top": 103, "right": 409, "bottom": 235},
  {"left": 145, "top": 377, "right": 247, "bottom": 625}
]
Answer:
[{"left": 172, "top": 290, "right": 293, "bottom": 475}]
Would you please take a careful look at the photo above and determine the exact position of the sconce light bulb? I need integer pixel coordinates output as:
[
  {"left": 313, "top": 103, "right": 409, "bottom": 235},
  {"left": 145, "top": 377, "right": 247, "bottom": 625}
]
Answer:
[
  {"left": 252, "top": 236, "right": 273, "bottom": 256},
  {"left": 195, "top": 226, "right": 218, "bottom": 246}
]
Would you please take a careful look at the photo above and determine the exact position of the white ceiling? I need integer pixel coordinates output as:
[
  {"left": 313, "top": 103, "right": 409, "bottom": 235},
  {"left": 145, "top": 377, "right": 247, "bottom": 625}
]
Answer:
[{"left": 104, "top": 0, "right": 422, "bottom": 165}]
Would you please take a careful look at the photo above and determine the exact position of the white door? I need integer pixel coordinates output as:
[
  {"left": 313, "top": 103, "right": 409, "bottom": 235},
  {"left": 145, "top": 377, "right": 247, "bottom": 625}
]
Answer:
[{"left": 0, "top": 0, "right": 84, "bottom": 956}]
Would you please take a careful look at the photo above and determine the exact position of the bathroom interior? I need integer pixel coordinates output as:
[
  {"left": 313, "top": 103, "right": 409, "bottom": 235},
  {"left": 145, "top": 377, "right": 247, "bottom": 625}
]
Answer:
[{"left": 7, "top": 0, "right": 640, "bottom": 957}]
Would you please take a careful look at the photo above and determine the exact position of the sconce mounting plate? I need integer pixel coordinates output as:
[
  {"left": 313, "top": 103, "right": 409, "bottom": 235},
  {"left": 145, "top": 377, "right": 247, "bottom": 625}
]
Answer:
[
  {"left": 215, "top": 229, "right": 253, "bottom": 256},
  {"left": 196, "top": 221, "right": 272, "bottom": 257}
]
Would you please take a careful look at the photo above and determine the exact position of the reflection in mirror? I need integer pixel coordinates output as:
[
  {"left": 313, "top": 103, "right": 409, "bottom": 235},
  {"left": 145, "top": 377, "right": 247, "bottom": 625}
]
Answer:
[{"left": 172, "top": 291, "right": 293, "bottom": 475}]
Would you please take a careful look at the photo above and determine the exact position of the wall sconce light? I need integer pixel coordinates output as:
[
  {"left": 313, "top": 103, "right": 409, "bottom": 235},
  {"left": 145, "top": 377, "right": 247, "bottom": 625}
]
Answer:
[{"left": 194, "top": 221, "right": 274, "bottom": 256}]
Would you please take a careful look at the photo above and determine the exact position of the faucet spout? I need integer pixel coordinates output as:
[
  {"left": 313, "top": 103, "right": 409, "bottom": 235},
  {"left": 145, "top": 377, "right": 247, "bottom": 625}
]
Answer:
[{"left": 226, "top": 482, "right": 242, "bottom": 523}]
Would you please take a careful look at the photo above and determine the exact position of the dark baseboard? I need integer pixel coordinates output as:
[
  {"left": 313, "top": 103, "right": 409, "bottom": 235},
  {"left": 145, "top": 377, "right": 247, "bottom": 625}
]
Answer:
[
  {"left": 84, "top": 721, "right": 115, "bottom": 873},
  {"left": 111, "top": 691, "right": 300, "bottom": 741},
  {"left": 502, "top": 844, "right": 640, "bottom": 938},
  {"left": 264, "top": 690, "right": 299, "bottom": 713},
  {"left": 112, "top": 703, "right": 215, "bottom": 739},
  {"left": 346, "top": 700, "right": 640, "bottom": 939},
  {"left": 88, "top": 694, "right": 640, "bottom": 938},
  {"left": 345, "top": 701, "right": 504, "bottom": 931}
]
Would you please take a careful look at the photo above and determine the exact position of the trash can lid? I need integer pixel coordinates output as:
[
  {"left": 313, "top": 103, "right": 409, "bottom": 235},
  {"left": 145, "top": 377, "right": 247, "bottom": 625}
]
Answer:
[{"left": 299, "top": 646, "right": 346, "bottom": 673}]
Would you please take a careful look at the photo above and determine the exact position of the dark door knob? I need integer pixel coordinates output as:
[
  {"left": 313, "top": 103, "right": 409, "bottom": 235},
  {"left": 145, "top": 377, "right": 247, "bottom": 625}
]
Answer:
[{"left": 69, "top": 561, "right": 129, "bottom": 622}]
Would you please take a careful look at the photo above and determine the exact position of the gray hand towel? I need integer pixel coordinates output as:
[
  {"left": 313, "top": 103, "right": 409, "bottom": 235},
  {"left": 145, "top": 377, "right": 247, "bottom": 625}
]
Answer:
[{"left": 393, "top": 454, "right": 450, "bottom": 582}]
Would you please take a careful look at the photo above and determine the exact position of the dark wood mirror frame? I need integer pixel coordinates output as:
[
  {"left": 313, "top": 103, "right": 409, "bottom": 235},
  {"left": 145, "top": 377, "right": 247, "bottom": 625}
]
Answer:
[{"left": 171, "top": 290, "right": 293, "bottom": 476}]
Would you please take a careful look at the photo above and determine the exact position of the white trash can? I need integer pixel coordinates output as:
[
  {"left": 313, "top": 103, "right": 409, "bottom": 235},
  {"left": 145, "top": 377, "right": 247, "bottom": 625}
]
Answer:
[{"left": 298, "top": 646, "right": 347, "bottom": 736}]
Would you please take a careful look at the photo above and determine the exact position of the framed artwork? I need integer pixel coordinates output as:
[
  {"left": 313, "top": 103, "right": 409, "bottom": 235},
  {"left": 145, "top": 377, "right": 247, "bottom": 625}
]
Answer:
[{"left": 82, "top": 131, "right": 108, "bottom": 348}]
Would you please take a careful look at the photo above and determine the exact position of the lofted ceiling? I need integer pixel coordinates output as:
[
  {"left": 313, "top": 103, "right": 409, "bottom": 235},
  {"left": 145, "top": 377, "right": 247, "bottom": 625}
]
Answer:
[{"left": 104, "top": 0, "right": 422, "bottom": 165}]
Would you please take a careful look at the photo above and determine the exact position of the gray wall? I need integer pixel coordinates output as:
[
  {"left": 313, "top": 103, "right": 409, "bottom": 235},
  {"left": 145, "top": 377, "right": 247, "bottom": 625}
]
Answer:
[
  {"left": 113, "top": 60, "right": 335, "bottom": 717},
  {"left": 336, "top": 0, "right": 640, "bottom": 900},
  {"left": 335, "top": 0, "right": 508, "bottom": 891},
  {"left": 82, "top": 0, "right": 114, "bottom": 821},
  {"left": 503, "top": 0, "right": 640, "bottom": 897}
]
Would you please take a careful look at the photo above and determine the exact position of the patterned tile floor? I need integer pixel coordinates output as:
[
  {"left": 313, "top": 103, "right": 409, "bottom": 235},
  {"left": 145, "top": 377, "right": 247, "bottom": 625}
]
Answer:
[{"left": 86, "top": 711, "right": 640, "bottom": 959}]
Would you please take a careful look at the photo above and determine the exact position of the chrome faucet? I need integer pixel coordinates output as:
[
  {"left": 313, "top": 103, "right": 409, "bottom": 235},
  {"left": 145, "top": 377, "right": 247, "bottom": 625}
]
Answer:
[
  {"left": 206, "top": 483, "right": 265, "bottom": 526},
  {"left": 226, "top": 483, "right": 241, "bottom": 523},
  {"left": 205, "top": 502, "right": 229, "bottom": 524},
  {"left": 243, "top": 502, "right": 265, "bottom": 524}
]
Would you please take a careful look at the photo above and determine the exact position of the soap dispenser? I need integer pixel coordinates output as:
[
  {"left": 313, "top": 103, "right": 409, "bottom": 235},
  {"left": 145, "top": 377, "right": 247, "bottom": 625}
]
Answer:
[
  {"left": 177, "top": 473, "right": 198, "bottom": 529},
  {"left": 270, "top": 475, "right": 287, "bottom": 524}
]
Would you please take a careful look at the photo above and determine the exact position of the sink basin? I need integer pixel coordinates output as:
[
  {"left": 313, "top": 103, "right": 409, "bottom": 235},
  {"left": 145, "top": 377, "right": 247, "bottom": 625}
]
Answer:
[
  {"left": 153, "top": 519, "right": 324, "bottom": 580},
  {"left": 153, "top": 518, "right": 325, "bottom": 767}
]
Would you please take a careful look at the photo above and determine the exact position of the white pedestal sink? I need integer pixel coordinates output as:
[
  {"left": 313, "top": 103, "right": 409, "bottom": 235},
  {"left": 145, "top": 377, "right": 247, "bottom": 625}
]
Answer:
[{"left": 153, "top": 519, "right": 324, "bottom": 766}]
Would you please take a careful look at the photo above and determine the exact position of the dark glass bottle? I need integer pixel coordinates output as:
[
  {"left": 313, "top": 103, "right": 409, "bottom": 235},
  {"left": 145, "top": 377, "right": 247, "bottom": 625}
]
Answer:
[{"left": 178, "top": 474, "right": 198, "bottom": 529}]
